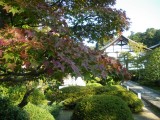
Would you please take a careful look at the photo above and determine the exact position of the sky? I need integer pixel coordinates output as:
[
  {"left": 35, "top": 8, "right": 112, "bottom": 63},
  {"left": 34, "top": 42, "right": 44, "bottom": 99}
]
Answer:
[{"left": 115, "top": 0, "right": 160, "bottom": 36}]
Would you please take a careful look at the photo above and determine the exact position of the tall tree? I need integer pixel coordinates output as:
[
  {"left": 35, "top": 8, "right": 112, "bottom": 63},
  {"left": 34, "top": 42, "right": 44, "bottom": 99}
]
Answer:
[
  {"left": 0, "top": 0, "right": 130, "bottom": 43},
  {"left": 0, "top": 0, "right": 131, "bottom": 84},
  {"left": 0, "top": 0, "right": 132, "bottom": 107}
]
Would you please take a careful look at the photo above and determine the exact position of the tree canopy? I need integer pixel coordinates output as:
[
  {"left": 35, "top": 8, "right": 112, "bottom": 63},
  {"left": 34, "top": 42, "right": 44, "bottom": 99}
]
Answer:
[
  {"left": 0, "top": 0, "right": 131, "bottom": 84},
  {"left": 129, "top": 28, "right": 160, "bottom": 47},
  {"left": 0, "top": 0, "right": 130, "bottom": 43},
  {"left": 137, "top": 47, "right": 160, "bottom": 82}
]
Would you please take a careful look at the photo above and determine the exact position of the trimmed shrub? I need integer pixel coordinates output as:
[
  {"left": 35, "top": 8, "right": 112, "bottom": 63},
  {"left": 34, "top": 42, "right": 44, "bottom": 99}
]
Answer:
[
  {"left": 58, "top": 86, "right": 95, "bottom": 109},
  {"left": 94, "top": 85, "right": 126, "bottom": 93},
  {"left": 102, "top": 85, "right": 144, "bottom": 113},
  {"left": 86, "top": 82, "right": 102, "bottom": 87},
  {"left": 28, "top": 89, "right": 47, "bottom": 105},
  {"left": 0, "top": 97, "right": 28, "bottom": 120},
  {"left": 93, "top": 85, "right": 118, "bottom": 94},
  {"left": 0, "top": 85, "right": 9, "bottom": 97},
  {"left": 72, "top": 95, "right": 134, "bottom": 120},
  {"left": 8, "top": 85, "right": 26, "bottom": 105},
  {"left": 57, "top": 85, "right": 143, "bottom": 112},
  {"left": 24, "top": 103, "right": 55, "bottom": 120},
  {"left": 39, "top": 102, "right": 62, "bottom": 119},
  {"left": 0, "top": 85, "right": 26, "bottom": 105}
]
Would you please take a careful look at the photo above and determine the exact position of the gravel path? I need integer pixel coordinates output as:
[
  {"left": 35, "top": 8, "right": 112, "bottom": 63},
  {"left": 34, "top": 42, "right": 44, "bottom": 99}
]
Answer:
[
  {"left": 133, "top": 101, "right": 160, "bottom": 120},
  {"left": 56, "top": 110, "right": 73, "bottom": 120},
  {"left": 123, "top": 81, "right": 160, "bottom": 120}
]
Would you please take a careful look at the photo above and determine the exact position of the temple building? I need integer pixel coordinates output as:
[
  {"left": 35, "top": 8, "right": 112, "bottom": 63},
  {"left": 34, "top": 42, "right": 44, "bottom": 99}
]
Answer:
[{"left": 100, "top": 35, "right": 151, "bottom": 70}]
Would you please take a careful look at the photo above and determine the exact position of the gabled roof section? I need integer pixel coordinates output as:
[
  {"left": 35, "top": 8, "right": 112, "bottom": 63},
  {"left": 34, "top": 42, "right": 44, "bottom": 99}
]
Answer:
[
  {"left": 100, "top": 35, "right": 124, "bottom": 51},
  {"left": 100, "top": 35, "right": 151, "bottom": 51},
  {"left": 149, "top": 43, "right": 160, "bottom": 49}
]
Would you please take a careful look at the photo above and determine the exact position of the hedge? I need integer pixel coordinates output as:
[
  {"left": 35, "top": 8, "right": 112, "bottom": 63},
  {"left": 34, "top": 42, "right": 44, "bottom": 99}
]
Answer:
[
  {"left": 101, "top": 85, "right": 144, "bottom": 113},
  {"left": 24, "top": 103, "right": 55, "bottom": 120},
  {"left": 56, "top": 85, "right": 143, "bottom": 112},
  {"left": 57, "top": 86, "right": 95, "bottom": 109},
  {"left": 0, "top": 97, "right": 28, "bottom": 120},
  {"left": 72, "top": 95, "right": 134, "bottom": 120}
]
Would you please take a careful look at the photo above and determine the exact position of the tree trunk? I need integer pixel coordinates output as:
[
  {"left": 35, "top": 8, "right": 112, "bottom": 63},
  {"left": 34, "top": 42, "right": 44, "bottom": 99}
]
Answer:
[
  {"left": 18, "top": 88, "right": 35, "bottom": 108},
  {"left": 95, "top": 42, "right": 99, "bottom": 50},
  {"left": 0, "top": 17, "right": 5, "bottom": 28}
]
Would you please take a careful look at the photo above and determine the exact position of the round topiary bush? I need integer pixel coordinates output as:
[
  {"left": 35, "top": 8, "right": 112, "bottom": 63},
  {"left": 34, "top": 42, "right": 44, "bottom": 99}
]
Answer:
[
  {"left": 71, "top": 95, "right": 134, "bottom": 120},
  {"left": 0, "top": 96, "right": 28, "bottom": 120},
  {"left": 94, "top": 85, "right": 143, "bottom": 113},
  {"left": 24, "top": 102, "right": 55, "bottom": 120},
  {"left": 103, "top": 86, "right": 143, "bottom": 113},
  {"left": 117, "top": 91, "right": 143, "bottom": 113}
]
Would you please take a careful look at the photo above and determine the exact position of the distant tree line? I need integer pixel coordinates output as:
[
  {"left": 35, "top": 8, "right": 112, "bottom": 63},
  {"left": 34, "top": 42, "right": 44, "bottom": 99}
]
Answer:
[{"left": 129, "top": 28, "right": 160, "bottom": 47}]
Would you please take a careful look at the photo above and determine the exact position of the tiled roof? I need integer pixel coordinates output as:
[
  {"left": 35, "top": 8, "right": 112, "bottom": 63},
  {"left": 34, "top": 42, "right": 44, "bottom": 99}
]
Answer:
[{"left": 149, "top": 43, "right": 160, "bottom": 49}]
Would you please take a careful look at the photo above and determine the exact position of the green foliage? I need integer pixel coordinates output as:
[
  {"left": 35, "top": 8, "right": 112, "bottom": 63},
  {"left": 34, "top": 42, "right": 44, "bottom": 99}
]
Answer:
[
  {"left": 0, "top": 84, "right": 26, "bottom": 105},
  {"left": 0, "top": 83, "right": 47, "bottom": 106},
  {"left": 57, "top": 86, "right": 95, "bottom": 109},
  {"left": 129, "top": 28, "right": 160, "bottom": 47},
  {"left": 138, "top": 47, "right": 160, "bottom": 85},
  {"left": 128, "top": 40, "right": 147, "bottom": 53},
  {"left": 119, "top": 52, "right": 144, "bottom": 71},
  {"left": 39, "top": 102, "right": 62, "bottom": 119},
  {"left": 44, "top": 82, "right": 61, "bottom": 103},
  {"left": 101, "top": 86, "right": 144, "bottom": 113},
  {"left": 28, "top": 89, "right": 47, "bottom": 105},
  {"left": 23, "top": 102, "right": 55, "bottom": 120},
  {"left": 56, "top": 85, "right": 143, "bottom": 112},
  {"left": 93, "top": 85, "right": 118, "bottom": 94},
  {"left": 8, "top": 85, "right": 26, "bottom": 105},
  {"left": 0, "top": 0, "right": 131, "bottom": 85},
  {"left": 71, "top": 95, "right": 134, "bottom": 120},
  {"left": 86, "top": 82, "right": 103, "bottom": 87},
  {"left": 112, "top": 92, "right": 142, "bottom": 112},
  {"left": 0, "top": 96, "right": 28, "bottom": 120},
  {"left": 0, "top": 0, "right": 130, "bottom": 42},
  {"left": 45, "top": 88, "right": 54, "bottom": 101},
  {"left": 145, "top": 48, "right": 160, "bottom": 81},
  {"left": 0, "top": 84, "right": 9, "bottom": 97}
]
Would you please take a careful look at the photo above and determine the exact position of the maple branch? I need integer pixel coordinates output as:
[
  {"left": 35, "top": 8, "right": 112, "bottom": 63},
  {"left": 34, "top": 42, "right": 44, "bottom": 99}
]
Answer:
[
  {"left": 0, "top": 76, "right": 38, "bottom": 83},
  {"left": 18, "top": 87, "right": 35, "bottom": 108},
  {"left": 0, "top": 69, "right": 48, "bottom": 83},
  {"left": 0, "top": 69, "right": 46, "bottom": 77}
]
